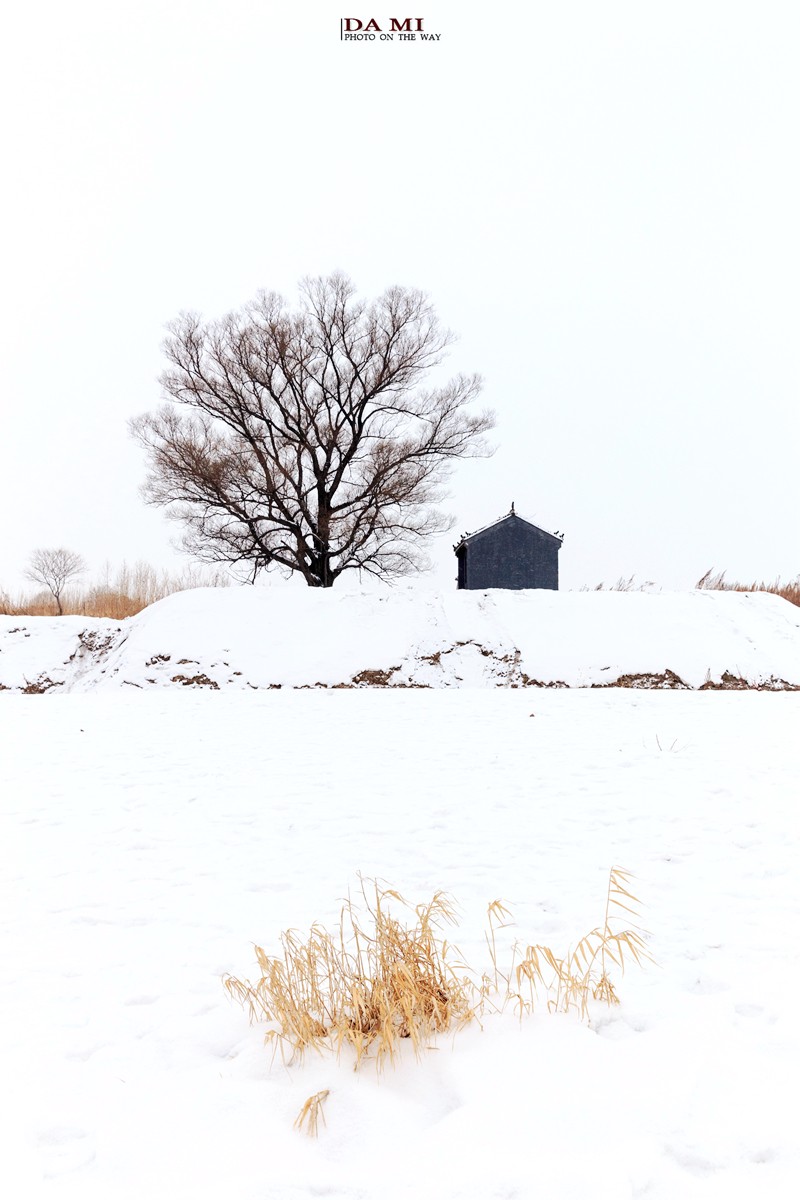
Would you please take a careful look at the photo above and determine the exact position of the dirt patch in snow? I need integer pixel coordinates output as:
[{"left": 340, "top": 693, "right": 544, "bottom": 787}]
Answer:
[
  {"left": 351, "top": 667, "right": 403, "bottom": 686},
  {"left": 699, "top": 671, "right": 800, "bottom": 692},
  {"left": 170, "top": 673, "right": 220, "bottom": 689},
  {"left": 21, "top": 675, "right": 64, "bottom": 694},
  {"left": 592, "top": 670, "right": 690, "bottom": 690}
]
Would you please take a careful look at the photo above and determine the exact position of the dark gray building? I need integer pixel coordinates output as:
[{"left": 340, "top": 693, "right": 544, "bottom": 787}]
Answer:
[{"left": 454, "top": 506, "right": 563, "bottom": 590}]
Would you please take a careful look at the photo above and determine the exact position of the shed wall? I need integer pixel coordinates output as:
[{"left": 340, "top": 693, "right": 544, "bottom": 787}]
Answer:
[{"left": 459, "top": 520, "right": 559, "bottom": 590}]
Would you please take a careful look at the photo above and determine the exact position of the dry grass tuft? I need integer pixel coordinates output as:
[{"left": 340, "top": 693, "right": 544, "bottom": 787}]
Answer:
[
  {"left": 498, "top": 867, "right": 653, "bottom": 1021},
  {"left": 584, "top": 576, "right": 658, "bottom": 592},
  {"left": 294, "top": 1089, "right": 330, "bottom": 1137},
  {"left": 224, "top": 878, "right": 475, "bottom": 1071},
  {"left": 696, "top": 569, "right": 800, "bottom": 608},
  {"left": 226, "top": 869, "right": 652, "bottom": 1093},
  {"left": 582, "top": 570, "right": 800, "bottom": 608}
]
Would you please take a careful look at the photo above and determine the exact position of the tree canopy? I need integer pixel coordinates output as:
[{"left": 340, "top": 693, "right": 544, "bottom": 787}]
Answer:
[{"left": 131, "top": 273, "right": 494, "bottom": 587}]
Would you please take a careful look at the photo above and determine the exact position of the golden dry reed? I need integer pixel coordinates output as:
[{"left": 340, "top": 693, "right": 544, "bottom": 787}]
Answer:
[
  {"left": 294, "top": 1090, "right": 330, "bottom": 1137},
  {"left": 493, "top": 866, "right": 653, "bottom": 1021},
  {"left": 587, "top": 570, "right": 800, "bottom": 606},
  {"left": 695, "top": 569, "right": 800, "bottom": 607},
  {"left": 225, "top": 868, "right": 652, "bottom": 1083},
  {"left": 0, "top": 560, "right": 229, "bottom": 619},
  {"left": 225, "top": 878, "right": 475, "bottom": 1072}
]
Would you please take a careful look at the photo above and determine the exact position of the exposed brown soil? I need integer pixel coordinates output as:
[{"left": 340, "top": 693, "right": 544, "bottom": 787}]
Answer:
[
  {"left": 699, "top": 671, "right": 800, "bottom": 692},
  {"left": 351, "top": 667, "right": 402, "bottom": 686},
  {"left": 592, "top": 670, "right": 690, "bottom": 690},
  {"left": 170, "top": 673, "right": 220, "bottom": 689},
  {"left": 21, "top": 675, "right": 63, "bottom": 694},
  {"left": 512, "top": 675, "right": 570, "bottom": 688}
]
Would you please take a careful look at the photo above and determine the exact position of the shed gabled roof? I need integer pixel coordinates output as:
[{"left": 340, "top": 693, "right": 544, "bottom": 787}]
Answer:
[{"left": 453, "top": 508, "right": 563, "bottom": 554}]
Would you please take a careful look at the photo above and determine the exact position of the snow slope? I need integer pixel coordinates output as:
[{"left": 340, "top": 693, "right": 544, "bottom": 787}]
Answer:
[
  {"left": 2, "top": 585, "right": 800, "bottom": 692},
  {"left": 2, "top": 688, "right": 800, "bottom": 1198}
]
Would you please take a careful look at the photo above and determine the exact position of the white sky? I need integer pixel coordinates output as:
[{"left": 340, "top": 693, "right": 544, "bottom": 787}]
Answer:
[{"left": 1, "top": 1, "right": 798, "bottom": 594}]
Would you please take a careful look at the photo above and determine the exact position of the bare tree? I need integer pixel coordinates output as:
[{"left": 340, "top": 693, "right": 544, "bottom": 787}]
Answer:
[
  {"left": 131, "top": 273, "right": 494, "bottom": 587},
  {"left": 25, "top": 548, "right": 86, "bottom": 615}
]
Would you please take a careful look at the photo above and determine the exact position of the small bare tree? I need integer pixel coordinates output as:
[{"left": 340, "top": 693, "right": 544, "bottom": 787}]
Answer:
[
  {"left": 25, "top": 548, "right": 86, "bottom": 615},
  {"left": 131, "top": 273, "right": 494, "bottom": 587}
]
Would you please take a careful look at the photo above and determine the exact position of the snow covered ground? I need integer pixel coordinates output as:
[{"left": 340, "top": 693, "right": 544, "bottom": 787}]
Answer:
[
  {"left": 2, "top": 590, "right": 800, "bottom": 1198},
  {"left": 2, "top": 585, "right": 800, "bottom": 692}
]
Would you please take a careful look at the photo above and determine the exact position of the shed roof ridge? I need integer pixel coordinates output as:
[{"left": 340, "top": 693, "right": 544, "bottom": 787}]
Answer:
[{"left": 454, "top": 510, "right": 563, "bottom": 550}]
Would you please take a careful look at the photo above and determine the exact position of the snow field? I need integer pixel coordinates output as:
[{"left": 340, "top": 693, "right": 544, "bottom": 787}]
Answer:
[
  {"left": 3, "top": 585, "right": 800, "bottom": 692},
  {"left": 2, "top": 688, "right": 799, "bottom": 1197}
]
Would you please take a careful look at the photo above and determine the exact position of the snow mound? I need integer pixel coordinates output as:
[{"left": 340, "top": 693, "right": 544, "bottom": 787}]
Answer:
[{"left": 2, "top": 586, "right": 800, "bottom": 693}]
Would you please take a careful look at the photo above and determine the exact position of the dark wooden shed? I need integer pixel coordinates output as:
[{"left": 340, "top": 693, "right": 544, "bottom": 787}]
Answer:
[{"left": 454, "top": 506, "right": 563, "bottom": 590}]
